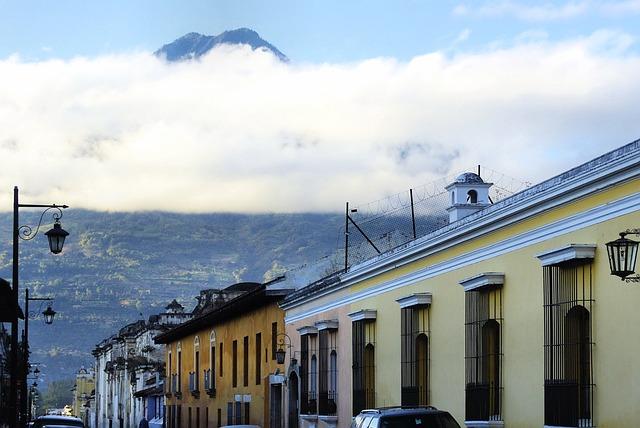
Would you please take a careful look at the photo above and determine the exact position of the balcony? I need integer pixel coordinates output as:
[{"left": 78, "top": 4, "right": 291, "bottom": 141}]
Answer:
[
  {"left": 204, "top": 368, "right": 216, "bottom": 397},
  {"left": 188, "top": 371, "right": 200, "bottom": 398}
]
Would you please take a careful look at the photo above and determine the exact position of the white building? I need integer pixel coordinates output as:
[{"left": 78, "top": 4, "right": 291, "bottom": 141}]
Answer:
[{"left": 93, "top": 301, "right": 191, "bottom": 428}]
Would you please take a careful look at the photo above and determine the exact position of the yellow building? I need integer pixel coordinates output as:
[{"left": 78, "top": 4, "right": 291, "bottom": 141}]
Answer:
[
  {"left": 155, "top": 280, "right": 291, "bottom": 428},
  {"left": 71, "top": 367, "right": 94, "bottom": 419},
  {"left": 281, "top": 139, "right": 640, "bottom": 428}
]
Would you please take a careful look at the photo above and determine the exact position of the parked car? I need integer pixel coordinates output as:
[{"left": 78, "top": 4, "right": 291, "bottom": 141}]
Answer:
[
  {"left": 31, "top": 415, "right": 84, "bottom": 428},
  {"left": 352, "top": 406, "right": 461, "bottom": 428}
]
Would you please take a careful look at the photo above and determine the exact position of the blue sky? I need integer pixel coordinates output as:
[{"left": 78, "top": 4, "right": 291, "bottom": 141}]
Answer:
[
  {"left": 2, "top": 0, "right": 640, "bottom": 62},
  {"left": 0, "top": 1, "right": 639, "bottom": 212}
]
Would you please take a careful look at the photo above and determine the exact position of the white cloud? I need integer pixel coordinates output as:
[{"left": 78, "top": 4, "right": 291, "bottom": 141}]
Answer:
[
  {"left": 0, "top": 34, "right": 639, "bottom": 213},
  {"left": 601, "top": 0, "right": 640, "bottom": 14},
  {"left": 454, "top": 0, "right": 640, "bottom": 20},
  {"left": 453, "top": 1, "right": 589, "bottom": 21}
]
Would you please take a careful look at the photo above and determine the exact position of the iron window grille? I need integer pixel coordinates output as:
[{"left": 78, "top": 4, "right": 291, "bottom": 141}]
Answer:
[
  {"left": 401, "top": 305, "right": 430, "bottom": 406},
  {"left": 319, "top": 329, "right": 338, "bottom": 415},
  {"left": 464, "top": 285, "right": 503, "bottom": 422},
  {"left": 352, "top": 319, "right": 376, "bottom": 416},
  {"left": 300, "top": 334, "right": 311, "bottom": 414},
  {"left": 543, "top": 262, "right": 594, "bottom": 428}
]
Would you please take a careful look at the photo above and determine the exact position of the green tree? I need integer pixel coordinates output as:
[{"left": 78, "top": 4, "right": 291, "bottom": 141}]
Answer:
[{"left": 41, "top": 378, "right": 75, "bottom": 411}]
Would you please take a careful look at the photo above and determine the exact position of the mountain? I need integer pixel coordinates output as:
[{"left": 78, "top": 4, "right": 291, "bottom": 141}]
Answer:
[
  {"left": 155, "top": 28, "right": 288, "bottom": 62},
  {"left": 0, "top": 211, "right": 340, "bottom": 383}
]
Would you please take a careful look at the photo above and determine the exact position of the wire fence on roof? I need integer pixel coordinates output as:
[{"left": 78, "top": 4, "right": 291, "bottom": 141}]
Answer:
[
  {"left": 340, "top": 168, "right": 531, "bottom": 269},
  {"left": 278, "top": 167, "right": 531, "bottom": 289}
]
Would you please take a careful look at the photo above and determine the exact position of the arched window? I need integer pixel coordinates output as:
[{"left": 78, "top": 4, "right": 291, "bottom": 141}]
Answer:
[
  {"left": 194, "top": 336, "right": 200, "bottom": 391},
  {"left": 565, "top": 305, "right": 591, "bottom": 422},
  {"left": 467, "top": 189, "right": 478, "bottom": 204},
  {"left": 415, "top": 334, "right": 428, "bottom": 406},
  {"left": 176, "top": 342, "right": 182, "bottom": 394},
  {"left": 364, "top": 343, "right": 375, "bottom": 409},
  {"left": 310, "top": 355, "right": 317, "bottom": 396},
  {"left": 329, "top": 350, "right": 337, "bottom": 394},
  {"left": 451, "top": 191, "right": 455, "bottom": 205},
  {"left": 482, "top": 320, "right": 500, "bottom": 419}
]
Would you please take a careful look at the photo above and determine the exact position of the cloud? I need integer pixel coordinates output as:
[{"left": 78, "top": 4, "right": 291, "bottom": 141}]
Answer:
[
  {"left": 453, "top": 1, "right": 589, "bottom": 21},
  {"left": 454, "top": 0, "right": 640, "bottom": 20},
  {"left": 0, "top": 35, "right": 639, "bottom": 213}
]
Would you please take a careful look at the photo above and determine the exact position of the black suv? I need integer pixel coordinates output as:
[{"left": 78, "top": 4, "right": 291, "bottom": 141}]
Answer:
[{"left": 351, "top": 406, "right": 461, "bottom": 428}]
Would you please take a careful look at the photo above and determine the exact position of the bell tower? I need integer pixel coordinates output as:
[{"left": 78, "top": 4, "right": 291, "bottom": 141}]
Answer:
[{"left": 445, "top": 172, "right": 493, "bottom": 223}]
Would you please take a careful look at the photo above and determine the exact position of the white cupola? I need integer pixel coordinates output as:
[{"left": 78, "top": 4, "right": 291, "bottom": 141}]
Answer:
[{"left": 445, "top": 172, "right": 493, "bottom": 223}]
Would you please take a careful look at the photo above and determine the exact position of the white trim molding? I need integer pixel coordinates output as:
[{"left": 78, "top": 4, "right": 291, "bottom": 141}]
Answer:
[
  {"left": 296, "top": 326, "right": 318, "bottom": 336},
  {"left": 465, "top": 421, "right": 504, "bottom": 428},
  {"left": 459, "top": 272, "right": 505, "bottom": 292},
  {"left": 396, "top": 293, "right": 432, "bottom": 308},
  {"left": 348, "top": 309, "right": 377, "bottom": 321},
  {"left": 536, "top": 244, "right": 596, "bottom": 267},
  {"left": 314, "top": 320, "right": 339, "bottom": 330}
]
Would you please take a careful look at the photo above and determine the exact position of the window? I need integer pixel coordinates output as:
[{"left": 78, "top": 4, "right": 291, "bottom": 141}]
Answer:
[
  {"left": 543, "top": 262, "right": 594, "bottom": 427},
  {"left": 256, "top": 332, "right": 262, "bottom": 385},
  {"left": 467, "top": 189, "right": 478, "bottom": 203},
  {"left": 168, "top": 350, "right": 172, "bottom": 392},
  {"left": 465, "top": 285, "right": 502, "bottom": 422},
  {"left": 272, "top": 322, "right": 278, "bottom": 360},
  {"left": 319, "top": 328, "right": 338, "bottom": 415},
  {"left": 234, "top": 401, "right": 242, "bottom": 424},
  {"left": 209, "top": 331, "right": 216, "bottom": 392},
  {"left": 352, "top": 317, "right": 376, "bottom": 415},
  {"left": 177, "top": 342, "right": 182, "bottom": 394},
  {"left": 217, "top": 408, "right": 221, "bottom": 428},
  {"left": 401, "top": 305, "right": 430, "bottom": 406},
  {"left": 232, "top": 340, "right": 238, "bottom": 387},
  {"left": 243, "top": 336, "right": 249, "bottom": 387},
  {"left": 219, "top": 342, "right": 224, "bottom": 377},
  {"left": 244, "top": 402, "right": 250, "bottom": 424},
  {"left": 226, "top": 403, "right": 233, "bottom": 426},
  {"left": 300, "top": 334, "right": 310, "bottom": 414},
  {"left": 194, "top": 336, "right": 200, "bottom": 392},
  {"left": 298, "top": 328, "right": 319, "bottom": 415}
]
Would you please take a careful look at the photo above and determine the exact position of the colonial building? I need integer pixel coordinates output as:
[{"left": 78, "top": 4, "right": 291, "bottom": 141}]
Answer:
[
  {"left": 281, "top": 139, "right": 640, "bottom": 428},
  {"left": 72, "top": 367, "right": 95, "bottom": 423},
  {"left": 155, "top": 279, "right": 293, "bottom": 428},
  {"left": 93, "top": 301, "right": 190, "bottom": 428}
]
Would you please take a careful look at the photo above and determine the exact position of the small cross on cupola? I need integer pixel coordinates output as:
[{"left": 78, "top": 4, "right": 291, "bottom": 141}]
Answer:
[{"left": 445, "top": 170, "right": 493, "bottom": 223}]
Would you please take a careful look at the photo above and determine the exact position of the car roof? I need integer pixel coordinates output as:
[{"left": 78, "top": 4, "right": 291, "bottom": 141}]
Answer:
[{"left": 359, "top": 406, "right": 447, "bottom": 416}]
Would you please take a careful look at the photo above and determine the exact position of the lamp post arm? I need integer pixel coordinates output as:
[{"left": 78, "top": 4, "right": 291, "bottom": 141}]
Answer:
[{"left": 18, "top": 205, "right": 66, "bottom": 241}]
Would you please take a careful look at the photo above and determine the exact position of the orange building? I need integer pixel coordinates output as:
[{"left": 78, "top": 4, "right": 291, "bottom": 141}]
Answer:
[{"left": 155, "top": 280, "right": 291, "bottom": 428}]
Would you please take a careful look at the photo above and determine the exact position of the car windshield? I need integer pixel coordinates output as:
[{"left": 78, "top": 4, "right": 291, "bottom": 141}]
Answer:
[{"left": 380, "top": 413, "right": 460, "bottom": 428}]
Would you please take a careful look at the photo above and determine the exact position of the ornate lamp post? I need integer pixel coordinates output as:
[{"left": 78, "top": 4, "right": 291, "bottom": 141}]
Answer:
[
  {"left": 606, "top": 229, "right": 640, "bottom": 282},
  {"left": 275, "top": 332, "right": 293, "bottom": 365},
  {"left": 8, "top": 186, "right": 69, "bottom": 428}
]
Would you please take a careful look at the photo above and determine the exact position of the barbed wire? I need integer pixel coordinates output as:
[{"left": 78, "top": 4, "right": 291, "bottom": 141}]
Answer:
[{"left": 281, "top": 167, "right": 531, "bottom": 282}]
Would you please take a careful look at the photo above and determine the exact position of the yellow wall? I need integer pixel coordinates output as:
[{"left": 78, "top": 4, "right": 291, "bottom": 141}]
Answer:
[
  {"left": 285, "top": 177, "right": 640, "bottom": 428},
  {"left": 165, "top": 301, "right": 286, "bottom": 428}
]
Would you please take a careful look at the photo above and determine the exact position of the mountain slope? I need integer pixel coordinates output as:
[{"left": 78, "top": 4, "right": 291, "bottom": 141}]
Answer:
[
  {"left": 155, "top": 28, "right": 288, "bottom": 61},
  {"left": 0, "top": 211, "right": 340, "bottom": 382}
]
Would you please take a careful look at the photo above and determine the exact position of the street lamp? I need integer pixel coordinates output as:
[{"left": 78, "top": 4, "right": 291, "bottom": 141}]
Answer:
[
  {"left": 274, "top": 332, "right": 293, "bottom": 365},
  {"left": 42, "top": 305, "right": 57, "bottom": 325},
  {"left": 8, "top": 186, "right": 69, "bottom": 428},
  {"left": 606, "top": 229, "right": 640, "bottom": 282}
]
